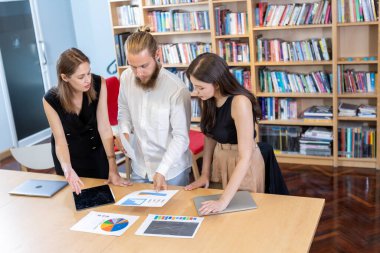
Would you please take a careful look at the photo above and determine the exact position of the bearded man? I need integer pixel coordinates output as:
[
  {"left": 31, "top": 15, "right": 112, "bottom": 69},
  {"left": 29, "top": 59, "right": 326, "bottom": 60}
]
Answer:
[{"left": 117, "top": 28, "right": 192, "bottom": 191}]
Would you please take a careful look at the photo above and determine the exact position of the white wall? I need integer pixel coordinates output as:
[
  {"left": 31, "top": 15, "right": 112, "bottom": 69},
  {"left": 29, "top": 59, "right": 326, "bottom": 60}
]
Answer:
[{"left": 71, "top": 0, "right": 116, "bottom": 78}]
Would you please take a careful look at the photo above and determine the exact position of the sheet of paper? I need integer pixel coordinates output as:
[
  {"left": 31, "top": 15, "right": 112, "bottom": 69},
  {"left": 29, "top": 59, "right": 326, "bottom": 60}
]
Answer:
[
  {"left": 135, "top": 214, "right": 204, "bottom": 239},
  {"left": 119, "top": 133, "right": 137, "bottom": 161},
  {"left": 70, "top": 211, "right": 139, "bottom": 236},
  {"left": 116, "top": 190, "right": 178, "bottom": 207}
]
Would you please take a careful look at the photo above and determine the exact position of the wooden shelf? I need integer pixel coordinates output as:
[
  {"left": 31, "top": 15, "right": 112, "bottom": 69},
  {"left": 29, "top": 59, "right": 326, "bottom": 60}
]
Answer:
[
  {"left": 338, "top": 117, "right": 377, "bottom": 122},
  {"left": 338, "top": 60, "right": 377, "bottom": 65},
  {"left": 337, "top": 21, "right": 379, "bottom": 27},
  {"left": 254, "top": 61, "right": 333, "bottom": 66},
  {"left": 109, "top": 0, "right": 131, "bottom": 2},
  {"left": 162, "top": 63, "right": 189, "bottom": 68},
  {"left": 257, "top": 92, "right": 333, "bottom": 98},
  {"left": 338, "top": 93, "right": 377, "bottom": 98},
  {"left": 276, "top": 153, "right": 333, "bottom": 166},
  {"left": 227, "top": 62, "right": 250, "bottom": 67},
  {"left": 337, "top": 157, "right": 377, "bottom": 169},
  {"left": 259, "top": 119, "right": 333, "bottom": 126},
  {"left": 212, "top": 0, "right": 246, "bottom": 3},
  {"left": 253, "top": 24, "right": 332, "bottom": 31},
  {"left": 113, "top": 25, "right": 140, "bottom": 30},
  {"left": 192, "top": 117, "right": 201, "bottom": 122},
  {"left": 215, "top": 34, "right": 250, "bottom": 39},
  {"left": 142, "top": 2, "right": 208, "bottom": 9},
  {"left": 151, "top": 30, "right": 211, "bottom": 36}
]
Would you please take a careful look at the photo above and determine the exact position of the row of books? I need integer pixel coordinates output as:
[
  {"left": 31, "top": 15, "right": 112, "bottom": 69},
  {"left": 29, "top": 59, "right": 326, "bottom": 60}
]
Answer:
[
  {"left": 229, "top": 68, "right": 251, "bottom": 90},
  {"left": 114, "top": 32, "right": 131, "bottom": 66},
  {"left": 300, "top": 127, "right": 333, "bottom": 156},
  {"left": 258, "top": 68, "right": 333, "bottom": 94},
  {"left": 255, "top": 1, "right": 331, "bottom": 27},
  {"left": 214, "top": 8, "right": 247, "bottom": 36},
  {"left": 191, "top": 98, "right": 201, "bottom": 118},
  {"left": 168, "top": 68, "right": 193, "bottom": 92},
  {"left": 217, "top": 40, "right": 250, "bottom": 63},
  {"left": 338, "top": 126, "right": 376, "bottom": 158},
  {"left": 167, "top": 64, "right": 251, "bottom": 93},
  {"left": 115, "top": 5, "right": 140, "bottom": 27},
  {"left": 147, "top": 10, "right": 209, "bottom": 32},
  {"left": 337, "top": 66, "right": 376, "bottom": 94},
  {"left": 145, "top": 0, "right": 202, "bottom": 6},
  {"left": 256, "top": 37, "right": 331, "bottom": 62},
  {"left": 169, "top": 68, "right": 201, "bottom": 118},
  {"left": 338, "top": 0, "right": 379, "bottom": 23},
  {"left": 259, "top": 97, "right": 297, "bottom": 120},
  {"left": 158, "top": 42, "right": 211, "bottom": 65},
  {"left": 338, "top": 102, "right": 377, "bottom": 117}
]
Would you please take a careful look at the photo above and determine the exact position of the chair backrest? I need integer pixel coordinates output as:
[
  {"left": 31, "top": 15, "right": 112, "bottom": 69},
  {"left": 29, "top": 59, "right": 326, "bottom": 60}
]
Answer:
[
  {"left": 10, "top": 143, "right": 54, "bottom": 170},
  {"left": 257, "top": 142, "right": 289, "bottom": 195},
  {"left": 106, "top": 76, "right": 120, "bottom": 126},
  {"left": 189, "top": 130, "right": 204, "bottom": 155}
]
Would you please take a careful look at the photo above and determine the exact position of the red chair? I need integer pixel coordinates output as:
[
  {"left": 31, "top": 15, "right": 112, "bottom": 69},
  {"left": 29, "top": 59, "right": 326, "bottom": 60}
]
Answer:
[
  {"left": 189, "top": 129, "right": 204, "bottom": 180},
  {"left": 106, "top": 76, "right": 130, "bottom": 178}
]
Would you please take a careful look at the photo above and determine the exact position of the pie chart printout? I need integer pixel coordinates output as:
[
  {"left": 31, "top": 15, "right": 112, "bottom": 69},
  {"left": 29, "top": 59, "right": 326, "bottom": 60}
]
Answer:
[{"left": 101, "top": 218, "right": 129, "bottom": 232}]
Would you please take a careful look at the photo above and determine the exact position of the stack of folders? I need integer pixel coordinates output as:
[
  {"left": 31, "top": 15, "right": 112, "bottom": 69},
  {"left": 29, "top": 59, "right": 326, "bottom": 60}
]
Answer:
[
  {"left": 299, "top": 127, "right": 333, "bottom": 156},
  {"left": 357, "top": 104, "right": 376, "bottom": 118},
  {"left": 303, "top": 105, "right": 333, "bottom": 121},
  {"left": 338, "top": 102, "right": 358, "bottom": 117}
]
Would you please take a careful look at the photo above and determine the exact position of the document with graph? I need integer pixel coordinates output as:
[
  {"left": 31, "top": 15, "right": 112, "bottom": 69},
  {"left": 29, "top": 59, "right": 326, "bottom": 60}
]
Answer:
[
  {"left": 135, "top": 214, "right": 204, "bottom": 238},
  {"left": 115, "top": 190, "right": 178, "bottom": 207}
]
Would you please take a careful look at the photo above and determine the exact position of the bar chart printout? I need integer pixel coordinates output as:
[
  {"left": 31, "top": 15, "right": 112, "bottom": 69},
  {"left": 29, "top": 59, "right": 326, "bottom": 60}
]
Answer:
[{"left": 115, "top": 190, "right": 178, "bottom": 207}]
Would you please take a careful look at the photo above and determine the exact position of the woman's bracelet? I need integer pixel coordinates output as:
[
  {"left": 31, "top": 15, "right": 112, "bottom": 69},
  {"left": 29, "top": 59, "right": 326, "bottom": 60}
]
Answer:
[{"left": 107, "top": 154, "right": 116, "bottom": 160}]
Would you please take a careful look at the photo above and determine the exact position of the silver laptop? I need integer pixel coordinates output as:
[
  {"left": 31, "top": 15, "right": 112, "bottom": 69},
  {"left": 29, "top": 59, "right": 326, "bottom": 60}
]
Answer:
[
  {"left": 193, "top": 191, "right": 257, "bottom": 216},
  {"left": 9, "top": 179, "right": 68, "bottom": 197}
]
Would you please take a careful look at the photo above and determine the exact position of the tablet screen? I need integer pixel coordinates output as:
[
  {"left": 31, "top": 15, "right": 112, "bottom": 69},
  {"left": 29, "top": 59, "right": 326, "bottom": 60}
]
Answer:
[{"left": 73, "top": 185, "right": 115, "bottom": 211}]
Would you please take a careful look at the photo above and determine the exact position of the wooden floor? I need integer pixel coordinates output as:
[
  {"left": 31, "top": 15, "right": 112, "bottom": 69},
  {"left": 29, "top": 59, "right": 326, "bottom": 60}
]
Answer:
[
  {"left": 1, "top": 157, "right": 379, "bottom": 253},
  {"left": 281, "top": 164, "right": 380, "bottom": 253}
]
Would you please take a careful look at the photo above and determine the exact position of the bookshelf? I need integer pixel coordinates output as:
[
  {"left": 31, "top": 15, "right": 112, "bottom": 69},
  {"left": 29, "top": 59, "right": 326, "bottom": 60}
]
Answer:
[
  {"left": 108, "top": 0, "right": 380, "bottom": 169},
  {"left": 251, "top": 0, "right": 380, "bottom": 169}
]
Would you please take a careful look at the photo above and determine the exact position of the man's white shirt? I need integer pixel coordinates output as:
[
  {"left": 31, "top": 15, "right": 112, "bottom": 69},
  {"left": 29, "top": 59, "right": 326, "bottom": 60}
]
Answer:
[{"left": 118, "top": 67, "right": 192, "bottom": 181}]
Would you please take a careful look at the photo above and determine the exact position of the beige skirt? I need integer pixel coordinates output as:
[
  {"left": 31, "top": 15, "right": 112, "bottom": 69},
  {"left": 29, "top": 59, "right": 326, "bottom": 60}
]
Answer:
[{"left": 211, "top": 142, "right": 265, "bottom": 193}]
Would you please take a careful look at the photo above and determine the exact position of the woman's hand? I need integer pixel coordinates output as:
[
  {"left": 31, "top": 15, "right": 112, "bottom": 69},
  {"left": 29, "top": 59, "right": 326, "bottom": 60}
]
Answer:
[
  {"left": 106, "top": 171, "right": 133, "bottom": 187},
  {"left": 184, "top": 174, "right": 209, "bottom": 190},
  {"left": 198, "top": 199, "right": 229, "bottom": 216},
  {"left": 64, "top": 167, "right": 84, "bottom": 195}
]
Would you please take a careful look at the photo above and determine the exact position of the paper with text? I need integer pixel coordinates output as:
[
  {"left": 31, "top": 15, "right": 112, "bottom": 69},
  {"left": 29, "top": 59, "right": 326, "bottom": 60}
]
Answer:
[
  {"left": 116, "top": 190, "right": 178, "bottom": 207},
  {"left": 119, "top": 133, "right": 137, "bottom": 161}
]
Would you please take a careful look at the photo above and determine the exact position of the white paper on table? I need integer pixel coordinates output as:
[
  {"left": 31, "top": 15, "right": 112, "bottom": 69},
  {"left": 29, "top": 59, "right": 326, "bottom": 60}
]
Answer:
[
  {"left": 115, "top": 190, "right": 178, "bottom": 207},
  {"left": 70, "top": 211, "right": 139, "bottom": 236},
  {"left": 135, "top": 214, "right": 204, "bottom": 238},
  {"left": 119, "top": 133, "right": 137, "bottom": 161}
]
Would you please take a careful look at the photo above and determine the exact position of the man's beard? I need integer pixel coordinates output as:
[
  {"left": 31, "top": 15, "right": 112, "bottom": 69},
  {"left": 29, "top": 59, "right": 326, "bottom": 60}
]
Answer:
[{"left": 135, "top": 62, "right": 160, "bottom": 90}]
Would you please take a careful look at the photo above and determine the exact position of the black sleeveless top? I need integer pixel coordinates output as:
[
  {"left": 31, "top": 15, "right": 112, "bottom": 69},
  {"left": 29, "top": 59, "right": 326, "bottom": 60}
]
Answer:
[
  {"left": 207, "top": 96, "right": 238, "bottom": 144},
  {"left": 44, "top": 74, "right": 109, "bottom": 179}
]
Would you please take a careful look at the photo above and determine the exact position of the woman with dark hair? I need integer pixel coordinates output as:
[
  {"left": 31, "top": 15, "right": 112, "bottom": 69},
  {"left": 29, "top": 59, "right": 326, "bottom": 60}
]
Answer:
[
  {"left": 185, "top": 52, "right": 265, "bottom": 215},
  {"left": 43, "top": 48, "right": 131, "bottom": 194}
]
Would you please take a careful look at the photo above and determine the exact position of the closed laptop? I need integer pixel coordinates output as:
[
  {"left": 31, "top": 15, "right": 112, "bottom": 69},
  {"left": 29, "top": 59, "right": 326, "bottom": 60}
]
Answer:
[
  {"left": 193, "top": 191, "right": 257, "bottom": 216},
  {"left": 9, "top": 179, "right": 68, "bottom": 197}
]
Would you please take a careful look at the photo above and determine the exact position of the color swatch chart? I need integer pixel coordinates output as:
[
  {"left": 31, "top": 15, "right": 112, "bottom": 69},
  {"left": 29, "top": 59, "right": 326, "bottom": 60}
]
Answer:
[
  {"left": 153, "top": 215, "right": 199, "bottom": 221},
  {"left": 136, "top": 214, "right": 204, "bottom": 239},
  {"left": 70, "top": 211, "right": 139, "bottom": 236},
  {"left": 116, "top": 190, "right": 178, "bottom": 207}
]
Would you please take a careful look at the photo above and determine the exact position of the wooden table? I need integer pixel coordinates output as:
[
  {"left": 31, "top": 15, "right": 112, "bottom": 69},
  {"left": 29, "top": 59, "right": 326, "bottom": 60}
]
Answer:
[{"left": 0, "top": 170, "right": 324, "bottom": 253}]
